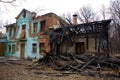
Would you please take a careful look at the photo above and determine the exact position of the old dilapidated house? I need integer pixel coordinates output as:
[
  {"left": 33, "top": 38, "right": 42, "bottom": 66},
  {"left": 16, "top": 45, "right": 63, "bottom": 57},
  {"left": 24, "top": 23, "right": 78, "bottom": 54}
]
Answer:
[{"left": 5, "top": 9, "right": 68, "bottom": 59}]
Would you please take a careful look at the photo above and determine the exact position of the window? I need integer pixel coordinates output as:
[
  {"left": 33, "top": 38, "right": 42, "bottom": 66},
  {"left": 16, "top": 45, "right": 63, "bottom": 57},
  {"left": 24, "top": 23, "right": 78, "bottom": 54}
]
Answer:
[
  {"left": 40, "top": 20, "right": 46, "bottom": 31},
  {"left": 13, "top": 28, "right": 16, "bottom": 36},
  {"left": 32, "top": 43, "right": 37, "bottom": 53},
  {"left": 12, "top": 44, "right": 15, "bottom": 52},
  {"left": 20, "top": 24, "right": 26, "bottom": 38},
  {"left": 9, "top": 28, "right": 12, "bottom": 37},
  {"left": 33, "top": 22, "right": 38, "bottom": 33},
  {"left": 8, "top": 45, "right": 11, "bottom": 52},
  {"left": 39, "top": 43, "right": 45, "bottom": 53},
  {"left": 22, "top": 24, "right": 26, "bottom": 30},
  {"left": 23, "top": 9, "right": 26, "bottom": 18},
  {"left": 6, "top": 28, "right": 8, "bottom": 32}
]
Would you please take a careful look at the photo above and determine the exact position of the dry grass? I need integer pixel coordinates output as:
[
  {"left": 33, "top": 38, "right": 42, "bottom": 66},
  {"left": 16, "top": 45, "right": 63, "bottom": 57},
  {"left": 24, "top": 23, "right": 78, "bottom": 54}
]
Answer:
[{"left": 0, "top": 60, "right": 120, "bottom": 80}]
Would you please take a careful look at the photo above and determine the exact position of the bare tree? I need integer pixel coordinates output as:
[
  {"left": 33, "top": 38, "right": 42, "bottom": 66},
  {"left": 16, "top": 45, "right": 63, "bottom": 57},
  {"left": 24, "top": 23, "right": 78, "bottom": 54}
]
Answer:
[
  {"left": 100, "top": 5, "right": 107, "bottom": 20},
  {"left": 109, "top": 0, "right": 120, "bottom": 54},
  {"left": 77, "top": 5, "right": 98, "bottom": 23},
  {"left": 60, "top": 12, "right": 72, "bottom": 25},
  {"left": 0, "top": 0, "right": 25, "bottom": 24},
  {"left": 0, "top": 0, "right": 15, "bottom": 3},
  {"left": 109, "top": 0, "right": 120, "bottom": 25}
]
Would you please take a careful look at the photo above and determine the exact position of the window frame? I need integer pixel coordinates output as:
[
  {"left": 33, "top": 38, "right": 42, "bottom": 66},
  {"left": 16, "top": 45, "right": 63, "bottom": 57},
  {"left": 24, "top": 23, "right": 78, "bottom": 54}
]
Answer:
[
  {"left": 12, "top": 44, "right": 16, "bottom": 53},
  {"left": 9, "top": 28, "right": 12, "bottom": 37},
  {"left": 32, "top": 43, "right": 37, "bottom": 53},
  {"left": 33, "top": 22, "right": 38, "bottom": 33},
  {"left": 21, "top": 24, "right": 26, "bottom": 38},
  {"left": 13, "top": 28, "right": 16, "bottom": 37},
  {"left": 40, "top": 20, "right": 46, "bottom": 31},
  {"left": 8, "top": 45, "right": 11, "bottom": 53}
]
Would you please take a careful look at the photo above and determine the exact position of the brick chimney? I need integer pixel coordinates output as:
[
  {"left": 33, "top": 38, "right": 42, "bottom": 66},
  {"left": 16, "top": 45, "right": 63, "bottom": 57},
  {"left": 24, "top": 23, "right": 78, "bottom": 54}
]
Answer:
[{"left": 73, "top": 14, "right": 77, "bottom": 25}]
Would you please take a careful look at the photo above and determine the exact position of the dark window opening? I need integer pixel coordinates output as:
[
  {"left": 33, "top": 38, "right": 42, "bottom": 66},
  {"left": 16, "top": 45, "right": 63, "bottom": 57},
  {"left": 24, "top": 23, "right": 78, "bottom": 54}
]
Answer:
[
  {"left": 33, "top": 22, "right": 38, "bottom": 33},
  {"left": 23, "top": 9, "right": 26, "bottom": 18},
  {"left": 40, "top": 20, "right": 46, "bottom": 31},
  {"left": 14, "top": 28, "right": 16, "bottom": 36},
  {"left": 22, "top": 24, "right": 26, "bottom": 30},
  {"left": 9, "top": 28, "right": 12, "bottom": 37},
  {"left": 8, "top": 45, "right": 11, "bottom": 52},
  {"left": 32, "top": 43, "right": 37, "bottom": 53},
  {"left": 12, "top": 44, "right": 15, "bottom": 52}
]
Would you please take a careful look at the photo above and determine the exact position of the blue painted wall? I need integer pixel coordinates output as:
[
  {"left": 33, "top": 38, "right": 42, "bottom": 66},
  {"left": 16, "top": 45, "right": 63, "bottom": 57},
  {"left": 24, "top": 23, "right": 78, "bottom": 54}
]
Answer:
[{"left": 5, "top": 10, "right": 42, "bottom": 58}]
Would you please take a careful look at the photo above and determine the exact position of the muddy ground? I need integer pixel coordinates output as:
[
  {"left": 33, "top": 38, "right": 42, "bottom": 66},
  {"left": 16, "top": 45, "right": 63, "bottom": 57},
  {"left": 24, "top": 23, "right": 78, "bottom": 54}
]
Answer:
[{"left": 0, "top": 59, "right": 119, "bottom": 80}]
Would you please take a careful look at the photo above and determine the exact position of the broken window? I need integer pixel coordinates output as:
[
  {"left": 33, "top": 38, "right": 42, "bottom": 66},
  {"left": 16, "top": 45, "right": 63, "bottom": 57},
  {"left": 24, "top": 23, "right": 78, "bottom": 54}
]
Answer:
[
  {"left": 12, "top": 44, "right": 15, "bottom": 52},
  {"left": 39, "top": 43, "right": 45, "bottom": 53},
  {"left": 20, "top": 24, "right": 26, "bottom": 38},
  {"left": 33, "top": 22, "right": 38, "bottom": 33},
  {"left": 32, "top": 43, "right": 37, "bottom": 53},
  {"left": 8, "top": 45, "right": 11, "bottom": 53},
  {"left": 40, "top": 20, "right": 46, "bottom": 31}
]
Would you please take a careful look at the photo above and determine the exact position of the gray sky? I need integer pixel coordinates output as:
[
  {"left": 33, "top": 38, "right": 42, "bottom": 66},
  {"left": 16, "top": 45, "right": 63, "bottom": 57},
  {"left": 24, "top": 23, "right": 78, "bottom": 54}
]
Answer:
[{"left": 1, "top": 0, "right": 111, "bottom": 24}]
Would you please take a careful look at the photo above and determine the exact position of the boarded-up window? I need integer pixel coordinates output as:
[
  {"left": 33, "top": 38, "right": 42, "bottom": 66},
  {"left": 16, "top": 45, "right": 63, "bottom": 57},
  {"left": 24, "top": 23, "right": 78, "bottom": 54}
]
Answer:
[
  {"left": 39, "top": 43, "right": 45, "bottom": 53},
  {"left": 40, "top": 20, "right": 46, "bottom": 31},
  {"left": 20, "top": 24, "right": 26, "bottom": 38},
  {"left": 32, "top": 43, "right": 37, "bottom": 53},
  {"left": 8, "top": 45, "right": 11, "bottom": 52},
  {"left": 33, "top": 22, "right": 38, "bottom": 33},
  {"left": 12, "top": 44, "right": 15, "bottom": 52}
]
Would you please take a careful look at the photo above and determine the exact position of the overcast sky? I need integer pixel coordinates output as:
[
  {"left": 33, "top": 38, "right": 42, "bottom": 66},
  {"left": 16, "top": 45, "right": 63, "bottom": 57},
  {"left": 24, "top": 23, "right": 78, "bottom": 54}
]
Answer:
[{"left": 0, "top": 0, "right": 111, "bottom": 24}]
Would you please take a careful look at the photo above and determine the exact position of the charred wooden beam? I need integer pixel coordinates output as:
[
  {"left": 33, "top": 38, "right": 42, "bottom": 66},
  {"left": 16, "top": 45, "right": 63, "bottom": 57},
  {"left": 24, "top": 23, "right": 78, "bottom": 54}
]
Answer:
[
  {"left": 97, "top": 34, "right": 101, "bottom": 56},
  {"left": 95, "top": 34, "right": 97, "bottom": 50},
  {"left": 86, "top": 35, "right": 89, "bottom": 49}
]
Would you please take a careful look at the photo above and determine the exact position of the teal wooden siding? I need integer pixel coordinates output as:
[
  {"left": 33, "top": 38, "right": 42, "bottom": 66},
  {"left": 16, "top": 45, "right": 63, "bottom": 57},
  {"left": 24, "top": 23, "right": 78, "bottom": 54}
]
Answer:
[{"left": 5, "top": 10, "right": 42, "bottom": 58}]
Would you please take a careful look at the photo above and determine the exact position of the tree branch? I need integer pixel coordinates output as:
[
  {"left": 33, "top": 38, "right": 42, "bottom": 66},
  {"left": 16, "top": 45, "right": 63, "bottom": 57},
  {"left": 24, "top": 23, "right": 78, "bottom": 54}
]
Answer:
[{"left": 0, "top": 0, "right": 16, "bottom": 3}]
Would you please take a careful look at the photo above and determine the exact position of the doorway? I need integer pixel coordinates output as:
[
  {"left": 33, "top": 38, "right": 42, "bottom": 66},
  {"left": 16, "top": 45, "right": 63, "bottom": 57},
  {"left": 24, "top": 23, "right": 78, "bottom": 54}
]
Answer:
[
  {"left": 20, "top": 43, "right": 25, "bottom": 59},
  {"left": 75, "top": 42, "right": 85, "bottom": 54}
]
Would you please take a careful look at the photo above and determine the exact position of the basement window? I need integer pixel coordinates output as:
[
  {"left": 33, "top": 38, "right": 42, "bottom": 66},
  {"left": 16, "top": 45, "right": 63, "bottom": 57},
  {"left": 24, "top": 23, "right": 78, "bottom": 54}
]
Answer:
[
  {"left": 32, "top": 43, "right": 37, "bottom": 53},
  {"left": 33, "top": 22, "right": 38, "bottom": 33}
]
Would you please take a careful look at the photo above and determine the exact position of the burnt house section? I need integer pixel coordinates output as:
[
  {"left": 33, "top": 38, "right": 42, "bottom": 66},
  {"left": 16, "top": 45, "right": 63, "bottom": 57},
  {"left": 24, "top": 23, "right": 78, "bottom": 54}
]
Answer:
[{"left": 49, "top": 19, "right": 111, "bottom": 57}]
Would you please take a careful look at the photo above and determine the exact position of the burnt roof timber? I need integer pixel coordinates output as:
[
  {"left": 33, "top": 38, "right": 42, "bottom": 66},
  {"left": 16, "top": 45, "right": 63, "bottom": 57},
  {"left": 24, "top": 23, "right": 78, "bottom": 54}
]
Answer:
[{"left": 53, "top": 19, "right": 111, "bottom": 36}]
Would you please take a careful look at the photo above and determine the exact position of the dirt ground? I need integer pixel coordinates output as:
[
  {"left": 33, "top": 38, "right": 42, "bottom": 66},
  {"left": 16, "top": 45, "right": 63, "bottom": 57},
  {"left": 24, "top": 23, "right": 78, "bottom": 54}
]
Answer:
[{"left": 0, "top": 59, "right": 119, "bottom": 80}]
